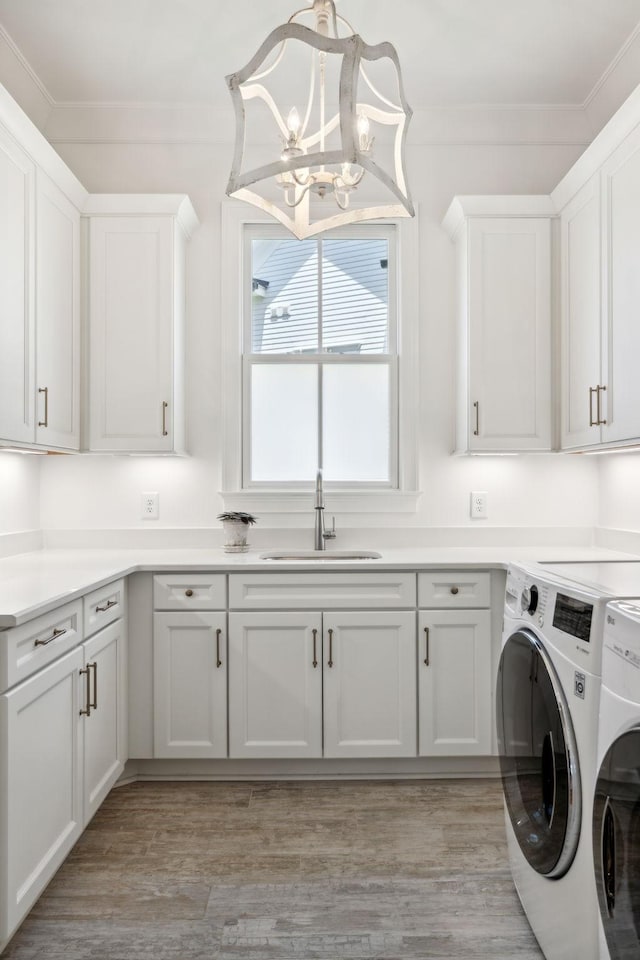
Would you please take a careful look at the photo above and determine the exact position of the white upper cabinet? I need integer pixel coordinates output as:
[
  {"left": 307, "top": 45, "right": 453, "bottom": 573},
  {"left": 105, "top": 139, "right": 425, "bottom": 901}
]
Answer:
[
  {"left": 443, "top": 198, "right": 553, "bottom": 453},
  {"left": 555, "top": 88, "right": 640, "bottom": 452},
  {"left": 35, "top": 171, "right": 81, "bottom": 449},
  {"left": 559, "top": 176, "right": 602, "bottom": 449},
  {"left": 0, "top": 125, "right": 35, "bottom": 446},
  {"left": 600, "top": 124, "right": 640, "bottom": 446},
  {"left": 86, "top": 197, "right": 198, "bottom": 454},
  {"left": 0, "top": 85, "right": 85, "bottom": 451},
  {"left": 0, "top": 86, "right": 199, "bottom": 455}
]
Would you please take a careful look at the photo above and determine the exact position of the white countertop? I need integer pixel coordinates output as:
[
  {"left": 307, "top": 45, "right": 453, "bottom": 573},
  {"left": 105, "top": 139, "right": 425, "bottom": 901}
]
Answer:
[{"left": 0, "top": 543, "right": 638, "bottom": 627}]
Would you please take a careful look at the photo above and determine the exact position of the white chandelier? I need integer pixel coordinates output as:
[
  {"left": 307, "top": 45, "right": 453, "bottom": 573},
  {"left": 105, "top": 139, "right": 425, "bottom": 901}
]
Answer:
[{"left": 225, "top": 0, "right": 414, "bottom": 240}]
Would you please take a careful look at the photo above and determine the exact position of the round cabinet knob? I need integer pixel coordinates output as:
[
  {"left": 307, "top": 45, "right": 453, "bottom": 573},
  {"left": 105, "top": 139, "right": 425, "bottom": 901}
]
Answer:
[
  {"left": 185, "top": 589, "right": 194, "bottom": 597},
  {"left": 450, "top": 586, "right": 459, "bottom": 595}
]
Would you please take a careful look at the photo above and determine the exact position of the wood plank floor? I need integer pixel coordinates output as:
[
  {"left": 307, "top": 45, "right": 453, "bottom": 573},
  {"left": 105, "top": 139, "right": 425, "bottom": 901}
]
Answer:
[{"left": 3, "top": 778, "right": 543, "bottom": 959}]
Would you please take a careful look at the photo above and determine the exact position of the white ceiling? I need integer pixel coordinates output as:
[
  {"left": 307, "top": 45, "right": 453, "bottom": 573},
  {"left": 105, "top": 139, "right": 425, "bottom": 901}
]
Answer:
[{"left": 0, "top": 0, "right": 639, "bottom": 110}]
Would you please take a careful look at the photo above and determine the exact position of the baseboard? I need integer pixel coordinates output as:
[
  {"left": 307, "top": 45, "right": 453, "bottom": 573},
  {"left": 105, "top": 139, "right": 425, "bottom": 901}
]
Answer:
[{"left": 118, "top": 756, "right": 500, "bottom": 783}]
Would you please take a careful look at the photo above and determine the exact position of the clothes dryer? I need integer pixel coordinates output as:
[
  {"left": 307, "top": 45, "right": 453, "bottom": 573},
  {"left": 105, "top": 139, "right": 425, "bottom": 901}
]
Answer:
[
  {"left": 593, "top": 600, "right": 640, "bottom": 960},
  {"left": 497, "top": 562, "right": 611, "bottom": 960}
]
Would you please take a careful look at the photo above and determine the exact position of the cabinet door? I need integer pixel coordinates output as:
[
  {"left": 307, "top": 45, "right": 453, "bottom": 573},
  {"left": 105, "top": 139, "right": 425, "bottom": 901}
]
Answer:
[
  {"left": 228, "top": 612, "right": 322, "bottom": 759},
  {"left": 0, "top": 647, "right": 83, "bottom": 942},
  {"left": 82, "top": 619, "right": 126, "bottom": 824},
  {"left": 153, "top": 612, "right": 227, "bottom": 758},
  {"left": 89, "top": 216, "right": 174, "bottom": 452},
  {"left": 323, "top": 611, "right": 416, "bottom": 759},
  {"left": 0, "top": 125, "right": 35, "bottom": 445},
  {"left": 601, "top": 125, "right": 640, "bottom": 445},
  {"left": 35, "top": 171, "right": 80, "bottom": 450},
  {"left": 418, "top": 609, "right": 492, "bottom": 756},
  {"left": 467, "top": 218, "right": 551, "bottom": 451},
  {"left": 560, "top": 176, "right": 603, "bottom": 449}
]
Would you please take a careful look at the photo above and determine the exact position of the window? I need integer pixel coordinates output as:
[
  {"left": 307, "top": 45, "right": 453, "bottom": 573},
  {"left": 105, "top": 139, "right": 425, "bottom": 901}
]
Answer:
[
  {"left": 220, "top": 203, "right": 419, "bottom": 513},
  {"left": 245, "top": 227, "right": 397, "bottom": 487}
]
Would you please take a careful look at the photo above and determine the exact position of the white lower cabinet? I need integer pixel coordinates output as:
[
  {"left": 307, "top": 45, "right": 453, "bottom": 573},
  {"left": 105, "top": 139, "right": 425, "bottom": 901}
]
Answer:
[
  {"left": 0, "top": 586, "right": 127, "bottom": 951},
  {"left": 323, "top": 611, "right": 417, "bottom": 758},
  {"left": 82, "top": 619, "right": 127, "bottom": 822},
  {"left": 153, "top": 612, "right": 227, "bottom": 758},
  {"left": 228, "top": 610, "right": 416, "bottom": 759},
  {"left": 418, "top": 609, "right": 493, "bottom": 756},
  {"left": 228, "top": 612, "right": 322, "bottom": 759},
  {"left": 0, "top": 647, "right": 83, "bottom": 944}
]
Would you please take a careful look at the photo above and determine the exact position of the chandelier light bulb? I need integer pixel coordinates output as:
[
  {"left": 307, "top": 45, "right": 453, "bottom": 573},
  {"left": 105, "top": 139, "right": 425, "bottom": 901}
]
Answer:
[
  {"left": 287, "top": 107, "right": 301, "bottom": 137},
  {"left": 357, "top": 112, "right": 370, "bottom": 148}
]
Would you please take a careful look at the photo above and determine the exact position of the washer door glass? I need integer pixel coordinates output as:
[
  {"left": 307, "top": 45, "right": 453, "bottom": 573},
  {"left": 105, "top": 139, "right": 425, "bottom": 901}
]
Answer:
[
  {"left": 593, "top": 728, "right": 640, "bottom": 960},
  {"left": 496, "top": 628, "right": 581, "bottom": 877}
]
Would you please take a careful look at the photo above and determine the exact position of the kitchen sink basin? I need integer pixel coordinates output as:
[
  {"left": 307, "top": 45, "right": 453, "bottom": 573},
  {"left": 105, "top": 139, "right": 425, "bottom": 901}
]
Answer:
[{"left": 259, "top": 550, "right": 382, "bottom": 561}]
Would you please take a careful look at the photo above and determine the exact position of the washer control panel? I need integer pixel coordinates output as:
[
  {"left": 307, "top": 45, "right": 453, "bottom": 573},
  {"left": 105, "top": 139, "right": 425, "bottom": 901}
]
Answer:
[
  {"left": 504, "top": 563, "right": 606, "bottom": 663},
  {"left": 505, "top": 568, "right": 548, "bottom": 626}
]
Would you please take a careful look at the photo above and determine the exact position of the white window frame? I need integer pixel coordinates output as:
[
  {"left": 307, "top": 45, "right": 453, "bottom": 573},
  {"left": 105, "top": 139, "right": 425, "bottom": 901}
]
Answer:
[{"left": 220, "top": 201, "right": 420, "bottom": 514}]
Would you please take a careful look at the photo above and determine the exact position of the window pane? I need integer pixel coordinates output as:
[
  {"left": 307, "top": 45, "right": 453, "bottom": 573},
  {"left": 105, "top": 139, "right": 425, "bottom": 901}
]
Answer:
[
  {"left": 251, "top": 239, "right": 318, "bottom": 353},
  {"left": 250, "top": 364, "right": 318, "bottom": 482},
  {"left": 322, "top": 364, "right": 390, "bottom": 482},
  {"left": 322, "top": 239, "right": 389, "bottom": 354}
]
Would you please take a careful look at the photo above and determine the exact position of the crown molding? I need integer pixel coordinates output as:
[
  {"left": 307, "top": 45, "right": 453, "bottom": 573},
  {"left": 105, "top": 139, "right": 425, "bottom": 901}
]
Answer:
[{"left": 0, "top": 21, "right": 639, "bottom": 149}]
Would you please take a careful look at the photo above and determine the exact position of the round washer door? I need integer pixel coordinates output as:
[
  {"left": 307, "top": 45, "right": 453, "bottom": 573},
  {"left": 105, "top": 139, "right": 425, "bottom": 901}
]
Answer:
[
  {"left": 593, "top": 728, "right": 640, "bottom": 960},
  {"left": 496, "top": 628, "right": 581, "bottom": 878}
]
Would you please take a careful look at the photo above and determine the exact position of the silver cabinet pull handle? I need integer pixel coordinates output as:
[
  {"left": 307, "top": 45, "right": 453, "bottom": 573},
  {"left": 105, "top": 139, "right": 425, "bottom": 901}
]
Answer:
[
  {"left": 312, "top": 628, "right": 318, "bottom": 668},
  {"left": 591, "top": 385, "right": 608, "bottom": 426},
  {"left": 34, "top": 626, "right": 66, "bottom": 647},
  {"left": 216, "top": 628, "right": 222, "bottom": 668},
  {"left": 79, "top": 666, "right": 92, "bottom": 716},
  {"left": 90, "top": 662, "right": 98, "bottom": 710},
  {"left": 473, "top": 401, "right": 479, "bottom": 436},
  {"left": 162, "top": 400, "right": 169, "bottom": 436},
  {"left": 95, "top": 599, "right": 117, "bottom": 613},
  {"left": 38, "top": 386, "right": 49, "bottom": 427},
  {"left": 327, "top": 628, "right": 334, "bottom": 668},
  {"left": 424, "top": 626, "right": 430, "bottom": 666},
  {"left": 597, "top": 385, "right": 607, "bottom": 426},
  {"left": 589, "top": 386, "right": 597, "bottom": 427}
]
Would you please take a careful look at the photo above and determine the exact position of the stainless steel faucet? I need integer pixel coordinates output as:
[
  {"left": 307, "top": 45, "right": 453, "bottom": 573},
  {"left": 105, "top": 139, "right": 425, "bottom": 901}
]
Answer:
[{"left": 314, "top": 469, "right": 336, "bottom": 550}]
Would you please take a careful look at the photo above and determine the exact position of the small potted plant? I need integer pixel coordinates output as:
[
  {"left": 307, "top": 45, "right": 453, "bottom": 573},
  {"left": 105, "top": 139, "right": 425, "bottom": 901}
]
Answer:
[{"left": 217, "top": 511, "right": 257, "bottom": 553}]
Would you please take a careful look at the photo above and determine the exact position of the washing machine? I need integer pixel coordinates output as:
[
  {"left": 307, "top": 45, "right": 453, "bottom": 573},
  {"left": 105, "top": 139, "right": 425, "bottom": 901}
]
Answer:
[
  {"left": 592, "top": 599, "right": 640, "bottom": 960},
  {"left": 497, "top": 562, "right": 612, "bottom": 960}
]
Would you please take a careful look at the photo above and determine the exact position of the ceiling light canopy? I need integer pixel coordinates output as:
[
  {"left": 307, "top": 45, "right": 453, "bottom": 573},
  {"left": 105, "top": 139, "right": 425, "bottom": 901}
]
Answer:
[{"left": 225, "top": 0, "right": 414, "bottom": 240}]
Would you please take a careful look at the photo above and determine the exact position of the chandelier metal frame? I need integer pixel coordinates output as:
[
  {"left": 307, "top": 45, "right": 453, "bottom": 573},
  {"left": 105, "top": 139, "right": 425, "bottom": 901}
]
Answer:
[{"left": 225, "top": 0, "right": 414, "bottom": 239}]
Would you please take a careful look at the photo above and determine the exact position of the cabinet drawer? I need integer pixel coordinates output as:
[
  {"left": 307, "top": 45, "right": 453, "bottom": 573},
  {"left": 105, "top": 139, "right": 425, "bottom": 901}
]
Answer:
[
  {"left": 0, "top": 599, "right": 83, "bottom": 691},
  {"left": 84, "top": 578, "right": 125, "bottom": 637},
  {"left": 229, "top": 573, "right": 416, "bottom": 609},
  {"left": 418, "top": 571, "right": 490, "bottom": 608},
  {"left": 153, "top": 574, "right": 226, "bottom": 611}
]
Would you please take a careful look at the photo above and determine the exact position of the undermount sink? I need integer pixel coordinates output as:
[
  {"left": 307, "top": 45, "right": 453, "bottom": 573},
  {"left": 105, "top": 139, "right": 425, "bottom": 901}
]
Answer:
[{"left": 259, "top": 550, "right": 382, "bottom": 561}]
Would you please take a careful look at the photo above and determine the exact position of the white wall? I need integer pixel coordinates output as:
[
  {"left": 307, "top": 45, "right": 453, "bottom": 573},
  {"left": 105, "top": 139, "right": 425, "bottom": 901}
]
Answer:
[
  {"left": 598, "top": 454, "right": 640, "bottom": 532},
  {"left": 32, "top": 136, "right": 600, "bottom": 534},
  {"left": 0, "top": 455, "right": 40, "bottom": 534}
]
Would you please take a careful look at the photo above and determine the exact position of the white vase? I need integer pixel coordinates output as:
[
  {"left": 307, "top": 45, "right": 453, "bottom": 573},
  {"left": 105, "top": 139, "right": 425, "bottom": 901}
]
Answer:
[{"left": 223, "top": 519, "right": 250, "bottom": 553}]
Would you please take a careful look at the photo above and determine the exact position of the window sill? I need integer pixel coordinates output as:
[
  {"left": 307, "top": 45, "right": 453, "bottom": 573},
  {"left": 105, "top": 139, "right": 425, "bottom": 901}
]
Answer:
[{"left": 220, "top": 490, "right": 422, "bottom": 514}]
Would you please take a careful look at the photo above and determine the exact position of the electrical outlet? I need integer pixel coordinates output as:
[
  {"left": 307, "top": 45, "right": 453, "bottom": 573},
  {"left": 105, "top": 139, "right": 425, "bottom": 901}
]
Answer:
[
  {"left": 141, "top": 492, "right": 159, "bottom": 520},
  {"left": 470, "top": 491, "right": 488, "bottom": 520}
]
